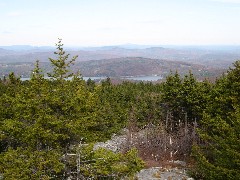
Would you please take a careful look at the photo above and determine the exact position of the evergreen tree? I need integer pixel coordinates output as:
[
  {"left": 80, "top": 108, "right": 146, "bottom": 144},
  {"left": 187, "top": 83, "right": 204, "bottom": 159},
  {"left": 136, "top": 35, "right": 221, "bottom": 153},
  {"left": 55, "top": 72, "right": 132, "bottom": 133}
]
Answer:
[
  {"left": 47, "top": 38, "right": 78, "bottom": 80},
  {"left": 192, "top": 60, "right": 240, "bottom": 180},
  {"left": 0, "top": 40, "right": 145, "bottom": 179},
  {"left": 161, "top": 71, "right": 210, "bottom": 130}
]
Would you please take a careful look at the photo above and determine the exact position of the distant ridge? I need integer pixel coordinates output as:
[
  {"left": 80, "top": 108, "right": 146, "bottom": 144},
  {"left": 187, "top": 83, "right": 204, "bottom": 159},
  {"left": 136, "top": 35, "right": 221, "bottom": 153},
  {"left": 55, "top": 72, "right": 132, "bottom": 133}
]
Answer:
[
  {"left": 0, "top": 45, "right": 54, "bottom": 52},
  {"left": 0, "top": 56, "right": 210, "bottom": 78},
  {"left": 0, "top": 48, "right": 15, "bottom": 56},
  {"left": 0, "top": 45, "right": 239, "bottom": 69}
]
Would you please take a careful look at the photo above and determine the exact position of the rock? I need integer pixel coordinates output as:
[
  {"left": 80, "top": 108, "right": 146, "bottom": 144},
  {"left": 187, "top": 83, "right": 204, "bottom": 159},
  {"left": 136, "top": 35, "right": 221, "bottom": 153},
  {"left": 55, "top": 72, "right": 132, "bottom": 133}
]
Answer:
[
  {"left": 136, "top": 167, "right": 162, "bottom": 180},
  {"left": 93, "top": 129, "right": 194, "bottom": 179},
  {"left": 93, "top": 134, "right": 128, "bottom": 152},
  {"left": 169, "top": 160, "right": 187, "bottom": 167},
  {"left": 135, "top": 167, "right": 193, "bottom": 180}
]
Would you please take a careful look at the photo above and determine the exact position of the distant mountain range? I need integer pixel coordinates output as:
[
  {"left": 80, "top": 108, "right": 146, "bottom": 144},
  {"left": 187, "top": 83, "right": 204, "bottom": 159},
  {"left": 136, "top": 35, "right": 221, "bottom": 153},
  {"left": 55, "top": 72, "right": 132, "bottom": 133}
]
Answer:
[
  {"left": 0, "top": 45, "right": 54, "bottom": 52},
  {"left": 0, "top": 44, "right": 239, "bottom": 79},
  {"left": 1, "top": 44, "right": 240, "bottom": 52}
]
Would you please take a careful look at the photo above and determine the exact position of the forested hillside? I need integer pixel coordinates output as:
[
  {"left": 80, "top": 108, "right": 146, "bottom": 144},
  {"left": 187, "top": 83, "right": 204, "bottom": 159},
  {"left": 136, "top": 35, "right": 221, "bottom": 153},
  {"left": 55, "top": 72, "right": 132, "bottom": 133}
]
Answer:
[
  {"left": 0, "top": 40, "right": 239, "bottom": 179},
  {"left": 0, "top": 57, "right": 222, "bottom": 80},
  {"left": 1, "top": 44, "right": 235, "bottom": 80}
]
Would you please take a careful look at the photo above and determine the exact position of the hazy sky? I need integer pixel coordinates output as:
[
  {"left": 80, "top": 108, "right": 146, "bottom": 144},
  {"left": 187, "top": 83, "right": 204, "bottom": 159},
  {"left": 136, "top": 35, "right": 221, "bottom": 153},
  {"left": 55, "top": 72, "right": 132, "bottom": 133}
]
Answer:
[{"left": 1, "top": 0, "right": 240, "bottom": 46}]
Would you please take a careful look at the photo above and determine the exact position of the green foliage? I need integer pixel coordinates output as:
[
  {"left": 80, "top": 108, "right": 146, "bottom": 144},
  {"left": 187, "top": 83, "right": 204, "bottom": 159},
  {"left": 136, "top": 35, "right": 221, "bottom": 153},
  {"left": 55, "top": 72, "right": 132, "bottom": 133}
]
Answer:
[
  {"left": 79, "top": 144, "right": 145, "bottom": 179},
  {"left": 191, "top": 61, "right": 240, "bottom": 180},
  {"left": 47, "top": 38, "right": 78, "bottom": 80},
  {"left": 0, "top": 40, "right": 147, "bottom": 178},
  {"left": 31, "top": 60, "right": 44, "bottom": 80},
  {"left": 0, "top": 148, "right": 64, "bottom": 179},
  {"left": 2, "top": 39, "right": 239, "bottom": 179},
  {"left": 161, "top": 71, "right": 211, "bottom": 128},
  {"left": 86, "top": 78, "right": 96, "bottom": 92},
  {"left": 8, "top": 72, "right": 21, "bottom": 85},
  {"left": 97, "top": 81, "right": 162, "bottom": 129},
  {"left": 161, "top": 71, "right": 183, "bottom": 122},
  {"left": 1, "top": 77, "right": 88, "bottom": 151}
]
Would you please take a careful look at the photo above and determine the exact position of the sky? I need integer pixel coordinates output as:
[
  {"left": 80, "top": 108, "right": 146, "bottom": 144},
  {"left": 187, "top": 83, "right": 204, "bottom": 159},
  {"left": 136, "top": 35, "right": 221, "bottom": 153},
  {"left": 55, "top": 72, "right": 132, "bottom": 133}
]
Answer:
[{"left": 1, "top": 0, "right": 240, "bottom": 46}]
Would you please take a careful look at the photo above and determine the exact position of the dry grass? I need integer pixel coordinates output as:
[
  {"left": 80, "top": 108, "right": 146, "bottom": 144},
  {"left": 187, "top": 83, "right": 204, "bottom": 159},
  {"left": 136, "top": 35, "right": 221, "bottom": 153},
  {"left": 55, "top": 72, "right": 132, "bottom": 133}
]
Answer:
[{"left": 125, "top": 121, "right": 199, "bottom": 169}]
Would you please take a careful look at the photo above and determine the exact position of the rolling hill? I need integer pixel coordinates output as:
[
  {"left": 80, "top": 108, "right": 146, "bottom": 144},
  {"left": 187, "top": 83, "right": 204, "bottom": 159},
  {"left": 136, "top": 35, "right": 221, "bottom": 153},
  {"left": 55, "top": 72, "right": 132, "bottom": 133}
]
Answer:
[{"left": 0, "top": 45, "right": 238, "bottom": 79}]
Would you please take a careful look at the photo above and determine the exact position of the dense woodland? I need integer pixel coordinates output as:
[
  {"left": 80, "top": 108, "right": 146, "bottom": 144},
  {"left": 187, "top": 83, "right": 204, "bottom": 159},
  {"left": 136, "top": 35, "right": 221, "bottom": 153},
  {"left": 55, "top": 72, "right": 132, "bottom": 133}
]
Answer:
[{"left": 0, "top": 40, "right": 239, "bottom": 179}]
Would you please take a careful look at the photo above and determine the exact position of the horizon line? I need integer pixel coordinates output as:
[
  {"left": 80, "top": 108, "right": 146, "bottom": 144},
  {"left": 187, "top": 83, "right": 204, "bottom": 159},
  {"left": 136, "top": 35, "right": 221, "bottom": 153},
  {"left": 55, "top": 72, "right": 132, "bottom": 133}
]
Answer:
[{"left": 1, "top": 43, "right": 240, "bottom": 48}]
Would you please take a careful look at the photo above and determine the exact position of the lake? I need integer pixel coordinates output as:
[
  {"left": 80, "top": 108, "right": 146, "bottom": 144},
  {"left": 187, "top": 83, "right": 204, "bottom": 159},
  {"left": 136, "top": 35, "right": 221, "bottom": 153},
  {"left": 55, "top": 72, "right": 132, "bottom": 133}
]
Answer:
[
  {"left": 122, "top": 75, "right": 162, "bottom": 81},
  {"left": 21, "top": 75, "right": 163, "bottom": 82}
]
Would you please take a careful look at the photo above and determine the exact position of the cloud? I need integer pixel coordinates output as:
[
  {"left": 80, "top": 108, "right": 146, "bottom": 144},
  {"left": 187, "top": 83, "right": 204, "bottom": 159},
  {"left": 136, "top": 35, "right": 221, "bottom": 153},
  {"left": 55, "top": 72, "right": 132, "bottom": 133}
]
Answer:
[{"left": 210, "top": 0, "right": 240, "bottom": 3}]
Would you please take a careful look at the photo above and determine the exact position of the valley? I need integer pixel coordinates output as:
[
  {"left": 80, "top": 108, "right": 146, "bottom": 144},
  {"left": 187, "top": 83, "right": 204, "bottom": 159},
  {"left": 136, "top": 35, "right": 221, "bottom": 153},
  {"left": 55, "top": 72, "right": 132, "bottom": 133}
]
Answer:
[{"left": 1, "top": 45, "right": 238, "bottom": 80}]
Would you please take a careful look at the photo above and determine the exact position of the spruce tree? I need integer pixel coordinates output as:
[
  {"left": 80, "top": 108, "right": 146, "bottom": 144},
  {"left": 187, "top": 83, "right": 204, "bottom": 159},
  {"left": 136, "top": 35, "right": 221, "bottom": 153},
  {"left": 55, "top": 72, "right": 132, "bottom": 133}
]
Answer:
[
  {"left": 47, "top": 38, "right": 78, "bottom": 80},
  {"left": 192, "top": 60, "right": 240, "bottom": 180}
]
